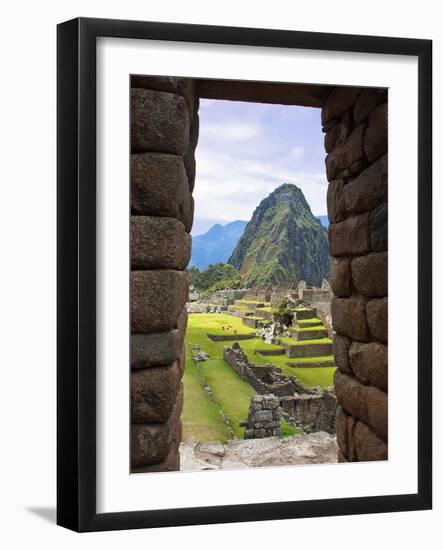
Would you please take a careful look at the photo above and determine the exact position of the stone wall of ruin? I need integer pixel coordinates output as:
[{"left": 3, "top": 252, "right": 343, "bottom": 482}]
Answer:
[
  {"left": 324, "top": 87, "right": 388, "bottom": 461},
  {"left": 223, "top": 343, "right": 299, "bottom": 396},
  {"left": 280, "top": 391, "right": 337, "bottom": 434},
  {"left": 130, "top": 76, "right": 199, "bottom": 472},
  {"left": 242, "top": 395, "right": 281, "bottom": 439}
]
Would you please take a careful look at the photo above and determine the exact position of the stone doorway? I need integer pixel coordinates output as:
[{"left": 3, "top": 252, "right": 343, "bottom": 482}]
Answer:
[{"left": 130, "top": 76, "right": 387, "bottom": 472}]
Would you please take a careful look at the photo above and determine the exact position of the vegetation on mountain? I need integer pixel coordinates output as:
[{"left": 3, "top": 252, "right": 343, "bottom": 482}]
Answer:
[
  {"left": 190, "top": 220, "right": 247, "bottom": 270},
  {"left": 189, "top": 263, "right": 243, "bottom": 295},
  {"left": 228, "top": 183, "right": 330, "bottom": 287}
]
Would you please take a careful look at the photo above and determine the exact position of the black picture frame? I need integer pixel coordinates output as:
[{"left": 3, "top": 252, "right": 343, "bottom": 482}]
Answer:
[{"left": 57, "top": 17, "right": 432, "bottom": 532}]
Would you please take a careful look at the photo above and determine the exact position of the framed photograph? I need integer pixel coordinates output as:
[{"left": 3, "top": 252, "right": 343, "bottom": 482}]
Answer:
[{"left": 57, "top": 17, "right": 432, "bottom": 532}]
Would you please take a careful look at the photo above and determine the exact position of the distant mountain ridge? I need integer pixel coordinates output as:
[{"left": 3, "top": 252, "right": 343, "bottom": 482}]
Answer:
[
  {"left": 316, "top": 215, "right": 329, "bottom": 229},
  {"left": 190, "top": 220, "right": 248, "bottom": 270},
  {"left": 228, "top": 183, "right": 330, "bottom": 287}
]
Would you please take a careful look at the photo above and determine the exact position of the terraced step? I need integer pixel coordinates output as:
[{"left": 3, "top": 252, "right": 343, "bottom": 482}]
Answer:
[
  {"left": 227, "top": 305, "right": 254, "bottom": 318},
  {"left": 254, "top": 308, "right": 273, "bottom": 320},
  {"left": 206, "top": 332, "right": 256, "bottom": 341},
  {"left": 233, "top": 300, "right": 267, "bottom": 310},
  {"left": 242, "top": 316, "right": 271, "bottom": 328},
  {"left": 293, "top": 317, "right": 323, "bottom": 329},
  {"left": 286, "top": 356, "right": 335, "bottom": 368},
  {"left": 293, "top": 307, "right": 317, "bottom": 320},
  {"left": 281, "top": 337, "right": 333, "bottom": 358},
  {"left": 256, "top": 347, "right": 286, "bottom": 356},
  {"left": 289, "top": 327, "right": 328, "bottom": 341}
]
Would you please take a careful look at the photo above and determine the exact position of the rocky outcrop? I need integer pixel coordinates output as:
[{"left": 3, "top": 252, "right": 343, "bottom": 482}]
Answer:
[
  {"left": 180, "top": 432, "right": 338, "bottom": 470},
  {"left": 228, "top": 184, "right": 330, "bottom": 287}
]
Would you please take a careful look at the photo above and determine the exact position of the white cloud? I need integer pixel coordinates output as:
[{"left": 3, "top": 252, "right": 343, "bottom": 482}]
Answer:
[
  {"left": 193, "top": 101, "right": 327, "bottom": 224},
  {"left": 194, "top": 148, "right": 327, "bottom": 222},
  {"left": 202, "top": 120, "right": 263, "bottom": 141},
  {"left": 290, "top": 145, "right": 305, "bottom": 161}
]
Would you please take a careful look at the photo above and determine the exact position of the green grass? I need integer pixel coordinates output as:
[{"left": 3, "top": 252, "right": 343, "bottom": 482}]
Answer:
[
  {"left": 202, "top": 314, "right": 256, "bottom": 338},
  {"left": 285, "top": 355, "right": 334, "bottom": 365},
  {"left": 295, "top": 317, "right": 323, "bottom": 324},
  {"left": 234, "top": 300, "right": 271, "bottom": 307},
  {"left": 199, "top": 359, "right": 254, "bottom": 438},
  {"left": 182, "top": 313, "right": 335, "bottom": 442},
  {"left": 237, "top": 339, "right": 335, "bottom": 386},
  {"left": 280, "top": 336, "right": 332, "bottom": 346},
  {"left": 281, "top": 420, "right": 302, "bottom": 437},
  {"left": 245, "top": 315, "right": 269, "bottom": 321},
  {"left": 291, "top": 326, "right": 327, "bottom": 332},
  {"left": 289, "top": 367, "right": 336, "bottom": 387},
  {"left": 182, "top": 352, "right": 232, "bottom": 442}
]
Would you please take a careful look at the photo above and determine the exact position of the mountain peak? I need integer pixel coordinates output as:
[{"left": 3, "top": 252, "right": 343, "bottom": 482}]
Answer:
[
  {"left": 228, "top": 185, "right": 329, "bottom": 287},
  {"left": 190, "top": 220, "right": 248, "bottom": 270}
]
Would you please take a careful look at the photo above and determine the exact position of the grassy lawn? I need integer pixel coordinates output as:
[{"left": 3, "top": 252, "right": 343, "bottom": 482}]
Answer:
[
  {"left": 199, "top": 358, "right": 254, "bottom": 438},
  {"left": 280, "top": 336, "right": 332, "bottom": 346},
  {"left": 181, "top": 352, "right": 232, "bottom": 442},
  {"left": 182, "top": 313, "right": 305, "bottom": 442},
  {"left": 292, "top": 325, "right": 328, "bottom": 333},
  {"left": 241, "top": 340, "right": 336, "bottom": 386}
]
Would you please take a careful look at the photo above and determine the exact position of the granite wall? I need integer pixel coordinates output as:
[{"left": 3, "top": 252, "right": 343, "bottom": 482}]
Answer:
[
  {"left": 324, "top": 86, "right": 388, "bottom": 461},
  {"left": 130, "top": 76, "right": 199, "bottom": 472}
]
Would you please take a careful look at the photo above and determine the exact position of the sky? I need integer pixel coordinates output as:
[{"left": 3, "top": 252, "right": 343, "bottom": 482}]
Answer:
[{"left": 192, "top": 99, "right": 328, "bottom": 236}]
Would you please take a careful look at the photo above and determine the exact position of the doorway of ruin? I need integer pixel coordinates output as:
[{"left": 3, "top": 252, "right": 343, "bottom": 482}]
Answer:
[{"left": 130, "top": 76, "right": 388, "bottom": 472}]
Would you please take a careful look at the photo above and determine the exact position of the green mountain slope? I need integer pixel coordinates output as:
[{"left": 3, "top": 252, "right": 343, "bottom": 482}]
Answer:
[{"left": 228, "top": 184, "right": 330, "bottom": 287}]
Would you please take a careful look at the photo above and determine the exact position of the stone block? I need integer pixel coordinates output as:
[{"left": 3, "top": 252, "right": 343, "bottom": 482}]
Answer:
[
  {"left": 131, "top": 88, "right": 190, "bottom": 154},
  {"left": 326, "top": 124, "right": 365, "bottom": 181},
  {"left": 131, "top": 361, "right": 182, "bottom": 423},
  {"left": 131, "top": 423, "right": 171, "bottom": 468},
  {"left": 343, "top": 154, "right": 387, "bottom": 214},
  {"left": 337, "top": 450, "right": 348, "bottom": 462},
  {"left": 131, "top": 330, "right": 182, "bottom": 368},
  {"left": 336, "top": 406, "right": 349, "bottom": 457},
  {"left": 366, "top": 297, "right": 388, "bottom": 343},
  {"left": 353, "top": 420, "right": 388, "bottom": 461},
  {"left": 184, "top": 149, "right": 196, "bottom": 192},
  {"left": 349, "top": 342, "right": 388, "bottom": 392},
  {"left": 131, "top": 270, "right": 189, "bottom": 333},
  {"left": 353, "top": 88, "right": 387, "bottom": 124},
  {"left": 333, "top": 334, "right": 352, "bottom": 374},
  {"left": 335, "top": 159, "right": 367, "bottom": 180},
  {"left": 322, "top": 87, "right": 361, "bottom": 125},
  {"left": 131, "top": 153, "right": 193, "bottom": 232},
  {"left": 328, "top": 213, "right": 369, "bottom": 256},
  {"left": 132, "top": 442, "right": 180, "bottom": 473},
  {"left": 177, "top": 307, "right": 188, "bottom": 343},
  {"left": 369, "top": 203, "right": 388, "bottom": 252},
  {"left": 324, "top": 110, "right": 352, "bottom": 153},
  {"left": 190, "top": 109, "right": 199, "bottom": 150},
  {"left": 346, "top": 415, "right": 357, "bottom": 461},
  {"left": 131, "top": 216, "right": 191, "bottom": 270},
  {"left": 364, "top": 102, "right": 388, "bottom": 162},
  {"left": 351, "top": 252, "right": 388, "bottom": 297},
  {"left": 330, "top": 257, "right": 351, "bottom": 297},
  {"left": 327, "top": 180, "right": 346, "bottom": 223},
  {"left": 177, "top": 345, "right": 186, "bottom": 377},
  {"left": 255, "top": 410, "right": 273, "bottom": 423},
  {"left": 366, "top": 386, "right": 388, "bottom": 441},
  {"left": 332, "top": 296, "right": 370, "bottom": 341},
  {"left": 334, "top": 370, "right": 368, "bottom": 424},
  {"left": 130, "top": 75, "right": 195, "bottom": 111}
]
